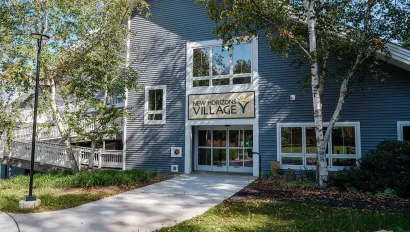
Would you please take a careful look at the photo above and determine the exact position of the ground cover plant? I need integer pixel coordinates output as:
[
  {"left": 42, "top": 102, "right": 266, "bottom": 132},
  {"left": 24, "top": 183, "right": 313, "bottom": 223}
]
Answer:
[{"left": 0, "top": 169, "right": 161, "bottom": 213}]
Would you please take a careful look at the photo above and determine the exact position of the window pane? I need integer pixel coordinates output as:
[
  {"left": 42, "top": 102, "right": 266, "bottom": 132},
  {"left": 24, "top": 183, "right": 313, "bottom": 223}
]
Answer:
[
  {"left": 233, "top": 43, "right": 251, "bottom": 74},
  {"left": 148, "top": 114, "right": 162, "bottom": 120},
  {"left": 155, "top": 89, "right": 163, "bottom": 111},
  {"left": 282, "top": 157, "right": 303, "bottom": 165},
  {"left": 281, "top": 127, "right": 302, "bottom": 153},
  {"left": 233, "top": 76, "right": 251, "bottom": 84},
  {"left": 229, "top": 130, "right": 240, "bottom": 147},
  {"left": 229, "top": 149, "right": 243, "bottom": 167},
  {"left": 193, "top": 48, "right": 210, "bottom": 77},
  {"left": 332, "top": 158, "right": 356, "bottom": 167},
  {"left": 193, "top": 80, "right": 209, "bottom": 87},
  {"left": 244, "top": 148, "right": 253, "bottom": 167},
  {"left": 213, "top": 130, "right": 226, "bottom": 147},
  {"left": 332, "top": 127, "right": 356, "bottom": 155},
  {"left": 403, "top": 126, "right": 410, "bottom": 141},
  {"left": 212, "top": 47, "right": 230, "bottom": 76},
  {"left": 198, "top": 130, "right": 211, "bottom": 147},
  {"left": 244, "top": 130, "right": 253, "bottom": 148},
  {"left": 306, "top": 157, "right": 329, "bottom": 166},
  {"left": 148, "top": 90, "right": 155, "bottom": 111},
  {"left": 213, "top": 148, "right": 227, "bottom": 166},
  {"left": 212, "top": 78, "right": 230, "bottom": 86},
  {"left": 306, "top": 127, "right": 328, "bottom": 154},
  {"left": 148, "top": 89, "right": 163, "bottom": 111},
  {"left": 198, "top": 148, "right": 211, "bottom": 165}
]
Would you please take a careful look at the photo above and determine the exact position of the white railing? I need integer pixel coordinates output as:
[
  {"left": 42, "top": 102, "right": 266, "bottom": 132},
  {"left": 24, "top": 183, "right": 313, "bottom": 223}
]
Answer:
[
  {"left": 0, "top": 140, "right": 123, "bottom": 170},
  {"left": 15, "top": 118, "right": 123, "bottom": 141}
]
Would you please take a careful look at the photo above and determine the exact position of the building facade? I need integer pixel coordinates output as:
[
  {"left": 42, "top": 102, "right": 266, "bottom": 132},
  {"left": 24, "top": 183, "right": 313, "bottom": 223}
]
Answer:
[{"left": 124, "top": 0, "right": 410, "bottom": 176}]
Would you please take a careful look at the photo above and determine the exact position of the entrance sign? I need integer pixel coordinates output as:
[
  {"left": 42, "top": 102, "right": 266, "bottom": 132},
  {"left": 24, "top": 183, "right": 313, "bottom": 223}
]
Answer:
[{"left": 188, "top": 91, "right": 255, "bottom": 120}]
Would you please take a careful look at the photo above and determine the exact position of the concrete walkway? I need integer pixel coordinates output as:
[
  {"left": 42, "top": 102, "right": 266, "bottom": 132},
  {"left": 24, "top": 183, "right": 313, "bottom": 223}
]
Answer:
[
  {"left": 11, "top": 173, "right": 256, "bottom": 232},
  {"left": 0, "top": 211, "right": 19, "bottom": 232}
]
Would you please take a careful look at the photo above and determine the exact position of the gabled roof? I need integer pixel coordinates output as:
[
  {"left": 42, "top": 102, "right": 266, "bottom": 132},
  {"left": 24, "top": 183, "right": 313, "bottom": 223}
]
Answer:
[{"left": 378, "top": 43, "right": 410, "bottom": 72}]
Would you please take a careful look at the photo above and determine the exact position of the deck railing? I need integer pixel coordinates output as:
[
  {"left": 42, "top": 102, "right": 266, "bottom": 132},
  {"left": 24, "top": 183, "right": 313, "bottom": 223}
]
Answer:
[
  {"left": 14, "top": 118, "right": 123, "bottom": 141},
  {"left": 0, "top": 140, "right": 123, "bottom": 170}
]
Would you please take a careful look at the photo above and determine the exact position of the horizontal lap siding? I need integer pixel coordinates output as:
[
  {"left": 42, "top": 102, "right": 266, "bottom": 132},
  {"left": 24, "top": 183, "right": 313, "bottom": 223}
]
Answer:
[
  {"left": 126, "top": 0, "right": 215, "bottom": 172},
  {"left": 127, "top": 1, "right": 410, "bottom": 174},
  {"left": 258, "top": 34, "right": 410, "bottom": 173}
]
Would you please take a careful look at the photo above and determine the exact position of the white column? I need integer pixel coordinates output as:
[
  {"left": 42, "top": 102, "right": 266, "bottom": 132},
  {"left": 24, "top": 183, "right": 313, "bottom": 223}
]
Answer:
[
  {"left": 184, "top": 124, "right": 192, "bottom": 174},
  {"left": 252, "top": 125, "right": 260, "bottom": 177}
]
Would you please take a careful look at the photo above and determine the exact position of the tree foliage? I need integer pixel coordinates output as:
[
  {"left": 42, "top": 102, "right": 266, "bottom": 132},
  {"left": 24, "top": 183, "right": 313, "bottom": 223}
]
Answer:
[{"left": 0, "top": 0, "right": 149, "bottom": 172}]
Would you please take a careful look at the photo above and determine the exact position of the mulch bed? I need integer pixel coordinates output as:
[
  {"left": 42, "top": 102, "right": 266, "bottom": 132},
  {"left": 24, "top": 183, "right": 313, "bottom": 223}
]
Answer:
[{"left": 230, "top": 180, "right": 410, "bottom": 213}]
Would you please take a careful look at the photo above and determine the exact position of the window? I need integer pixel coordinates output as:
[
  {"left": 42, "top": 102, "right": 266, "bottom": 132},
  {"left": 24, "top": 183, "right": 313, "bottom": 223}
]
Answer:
[
  {"left": 277, "top": 123, "right": 360, "bottom": 170},
  {"left": 144, "top": 86, "right": 166, "bottom": 124},
  {"left": 397, "top": 122, "right": 410, "bottom": 141},
  {"left": 191, "top": 41, "right": 253, "bottom": 87}
]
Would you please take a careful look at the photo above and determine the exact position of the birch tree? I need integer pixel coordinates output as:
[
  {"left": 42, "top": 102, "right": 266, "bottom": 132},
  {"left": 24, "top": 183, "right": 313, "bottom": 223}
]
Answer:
[
  {"left": 0, "top": 0, "right": 148, "bottom": 173},
  {"left": 198, "top": 0, "right": 409, "bottom": 187}
]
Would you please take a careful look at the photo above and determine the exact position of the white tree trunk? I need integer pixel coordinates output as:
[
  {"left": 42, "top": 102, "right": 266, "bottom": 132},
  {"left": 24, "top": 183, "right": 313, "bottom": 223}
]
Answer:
[
  {"left": 49, "top": 79, "right": 79, "bottom": 173},
  {"left": 87, "top": 141, "right": 96, "bottom": 172},
  {"left": 304, "top": 0, "right": 328, "bottom": 187}
]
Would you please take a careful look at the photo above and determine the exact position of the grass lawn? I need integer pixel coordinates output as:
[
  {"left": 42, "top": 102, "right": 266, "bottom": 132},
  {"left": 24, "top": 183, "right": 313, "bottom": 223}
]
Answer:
[
  {"left": 0, "top": 169, "right": 162, "bottom": 213},
  {"left": 159, "top": 200, "right": 410, "bottom": 232}
]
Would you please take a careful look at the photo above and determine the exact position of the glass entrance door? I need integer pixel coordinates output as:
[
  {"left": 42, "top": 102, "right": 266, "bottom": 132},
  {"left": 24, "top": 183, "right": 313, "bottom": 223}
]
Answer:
[
  {"left": 228, "top": 129, "right": 253, "bottom": 173},
  {"left": 196, "top": 126, "right": 253, "bottom": 173}
]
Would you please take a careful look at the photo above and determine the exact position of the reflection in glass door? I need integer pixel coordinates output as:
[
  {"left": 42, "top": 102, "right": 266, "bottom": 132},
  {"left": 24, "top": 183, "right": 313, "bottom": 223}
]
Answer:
[
  {"left": 228, "top": 129, "right": 253, "bottom": 172},
  {"left": 212, "top": 130, "right": 227, "bottom": 171},
  {"left": 196, "top": 126, "right": 253, "bottom": 173}
]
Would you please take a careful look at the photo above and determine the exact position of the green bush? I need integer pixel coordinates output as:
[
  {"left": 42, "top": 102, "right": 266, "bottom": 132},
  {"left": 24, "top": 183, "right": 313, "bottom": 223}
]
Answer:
[
  {"left": 0, "top": 169, "right": 157, "bottom": 189},
  {"left": 329, "top": 140, "right": 410, "bottom": 197}
]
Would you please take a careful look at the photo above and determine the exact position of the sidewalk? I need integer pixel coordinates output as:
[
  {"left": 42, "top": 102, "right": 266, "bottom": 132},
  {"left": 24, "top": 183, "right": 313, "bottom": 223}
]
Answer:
[
  {"left": 0, "top": 211, "right": 19, "bottom": 232},
  {"left": 11, "top": 173, "right": 256, "bottom": 232}
]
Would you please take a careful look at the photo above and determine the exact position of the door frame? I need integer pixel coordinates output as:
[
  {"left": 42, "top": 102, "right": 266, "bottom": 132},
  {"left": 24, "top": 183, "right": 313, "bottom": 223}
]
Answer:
[{"left": 195, "top": 125, "right": 253, "bottom": 173}]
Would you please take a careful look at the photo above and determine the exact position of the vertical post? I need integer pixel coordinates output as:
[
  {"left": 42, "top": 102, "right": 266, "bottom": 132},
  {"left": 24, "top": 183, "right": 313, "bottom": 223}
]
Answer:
[
  {"left": 98, "top": 151, "right": 102, "bottom": 169},
  {"left": 26, "top": 39, "right": 42, "bottom": 202},
  {"left": 77, "top": 150, "right": 81, "bottom": 172}
]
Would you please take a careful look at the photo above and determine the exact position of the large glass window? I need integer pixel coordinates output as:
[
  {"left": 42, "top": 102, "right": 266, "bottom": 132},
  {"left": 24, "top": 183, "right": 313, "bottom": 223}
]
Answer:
[
  {"left": 193, "top": 48, "right": 210, "bottom": 77},
  {"left": 281, "top": 127, "right": 302, "bottom": 154},
  {"left": 144, "top": 86, "right": 166, "bottom": 124},
  {"left": 191, "top": 43, "right": 252, "bottom": 87},
  {"left": 279, "top": 124, "right": 359, "bottom": 169}
]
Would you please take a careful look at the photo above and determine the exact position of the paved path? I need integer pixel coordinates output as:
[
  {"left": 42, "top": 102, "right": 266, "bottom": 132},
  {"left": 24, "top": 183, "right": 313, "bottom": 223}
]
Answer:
[
  {"left": 0, "top": 211, "right": 19, "bottom": 232},
  {"left": 11, "top": 173, "right": 255, "bottom": 232}
]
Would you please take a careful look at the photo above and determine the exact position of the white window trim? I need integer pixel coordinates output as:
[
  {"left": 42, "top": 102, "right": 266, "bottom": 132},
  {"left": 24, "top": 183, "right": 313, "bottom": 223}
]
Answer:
[
  {"left": 276, "top": 122, "right": 361, "bottom": 171},
  {"left": 144, "top": 85, "right": 166, "bottom": 125},
  {"left": 186, "top": 37, "right": 258, "bottom": 89},
  {"left": 397, "top": 121, "right": 410, "bottom": 141}
]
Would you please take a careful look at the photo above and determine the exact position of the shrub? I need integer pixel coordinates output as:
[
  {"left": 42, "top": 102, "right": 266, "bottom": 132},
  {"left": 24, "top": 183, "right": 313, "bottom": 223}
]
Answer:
[
  {"left": 0, "top": 169, "right": 157, "bottom": 189},
  {"left": 329, "top": 140, "right": 410, "bottom": 197}
]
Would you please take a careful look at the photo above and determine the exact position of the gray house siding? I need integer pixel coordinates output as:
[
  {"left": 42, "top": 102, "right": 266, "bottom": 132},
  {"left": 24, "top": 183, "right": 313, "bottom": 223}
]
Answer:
[
  {"left": 126, "top": 0, "right": 216, "bottom": 172},
  {"left": 258, "top": 34, "right": 410, "bottom": 173},
  {"left": 127, "top": 0, "right": 410, "bottom": 173}
]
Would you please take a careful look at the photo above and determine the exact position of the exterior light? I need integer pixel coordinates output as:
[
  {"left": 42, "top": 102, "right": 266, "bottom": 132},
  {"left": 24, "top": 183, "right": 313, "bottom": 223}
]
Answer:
[{"left": 24, "top": 32, "right": 50, "bottom": 204}]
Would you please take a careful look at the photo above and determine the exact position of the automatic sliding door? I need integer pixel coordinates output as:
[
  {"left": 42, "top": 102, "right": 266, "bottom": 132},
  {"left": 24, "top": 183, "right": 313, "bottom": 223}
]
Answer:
[
  {"left": 212, "top": 130, "right": 228, "bottom": 172},
  {"left": 228, "top": 129, "right": 253, "bottom": 173}
]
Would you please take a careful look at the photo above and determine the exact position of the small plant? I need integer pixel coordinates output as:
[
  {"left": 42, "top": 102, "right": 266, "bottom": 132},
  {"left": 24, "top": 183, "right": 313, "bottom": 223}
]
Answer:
[
  {"left": 261, "top": 170, "right": 282, "bottom": 184},
  {"left": 299, "top": 167, "right": 316, "bottom": 182},
  {"left": 280, "top": 179, "right": 315, "bottom": 188},
  {"left": 376, "top": 189, "right": 397, "bottom": 198}
]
